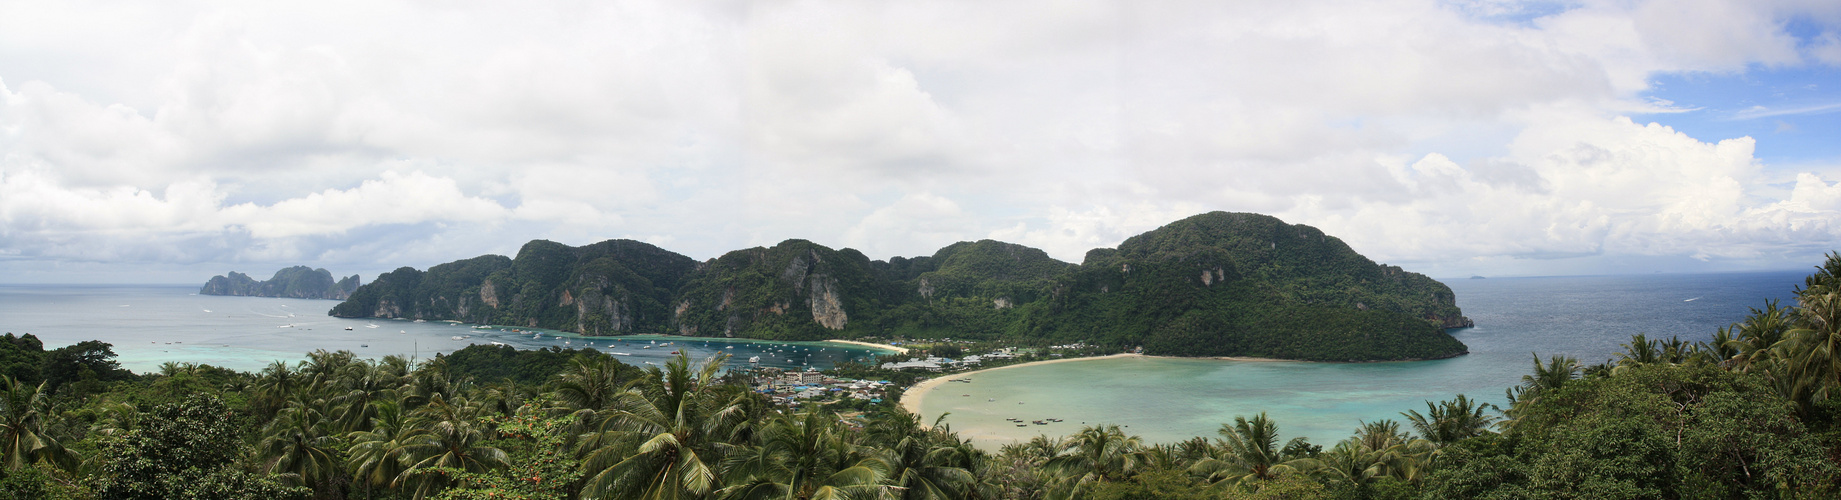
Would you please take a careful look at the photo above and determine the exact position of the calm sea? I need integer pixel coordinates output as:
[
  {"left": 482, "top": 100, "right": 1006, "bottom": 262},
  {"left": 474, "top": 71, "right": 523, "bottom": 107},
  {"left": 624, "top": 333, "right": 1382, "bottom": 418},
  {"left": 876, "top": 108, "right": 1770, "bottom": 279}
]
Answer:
[
  {"left": 0, "top": 285, "right": 885, "bottom": 373},
  {"left": 917, "top": 271, "right": 1811, "bottom": 448}
]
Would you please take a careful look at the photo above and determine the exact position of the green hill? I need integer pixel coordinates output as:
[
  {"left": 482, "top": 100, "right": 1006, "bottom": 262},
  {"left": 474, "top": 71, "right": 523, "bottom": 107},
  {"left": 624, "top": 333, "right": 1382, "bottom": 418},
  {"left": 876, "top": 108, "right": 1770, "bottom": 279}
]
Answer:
[
  {"left": 329, "top": 212, "right": 1471, "bottom": 361},
  {"left": 200, "top": 266, "right": 361, "bottom": 300}
]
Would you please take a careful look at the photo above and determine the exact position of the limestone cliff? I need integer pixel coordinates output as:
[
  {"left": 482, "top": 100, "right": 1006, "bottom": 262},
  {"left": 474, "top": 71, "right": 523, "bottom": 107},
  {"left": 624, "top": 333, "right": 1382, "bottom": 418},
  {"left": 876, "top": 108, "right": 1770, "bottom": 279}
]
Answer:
[{"left": 200, "top": 266, "right": 360, "bottom": 300}]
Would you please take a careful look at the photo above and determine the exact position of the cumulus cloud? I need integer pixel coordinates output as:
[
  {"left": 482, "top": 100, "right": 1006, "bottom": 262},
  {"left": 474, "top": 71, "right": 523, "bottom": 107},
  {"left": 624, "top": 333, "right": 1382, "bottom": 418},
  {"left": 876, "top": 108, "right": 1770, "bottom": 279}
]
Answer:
[{"left": 1, "top": 0, "right": 1840, "bottom": 281}]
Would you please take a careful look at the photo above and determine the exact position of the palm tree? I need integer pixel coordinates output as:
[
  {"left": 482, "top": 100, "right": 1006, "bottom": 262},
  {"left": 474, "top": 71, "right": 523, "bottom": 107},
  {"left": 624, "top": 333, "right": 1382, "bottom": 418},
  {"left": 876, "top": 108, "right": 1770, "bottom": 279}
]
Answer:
[
  {"left": 331, "top": 361, "right": 404, "bottom": 433},
  {"left": 1402, "top": 394, "right": 1497, "bottom": 446},
  {"left": 1189, "top": 413, "right": 1312, "bottom": 488},
  {"left": 1041, "top": 424, "right": 1144, "bottom": 498},
  {"left": 865, "top": 410, "right": 980, "bottom": 499},
  {"left": 393, "top": 393, "right": 510, "bottom": 499},
  {"left": 1729, "top": 300, "right": 1796, "bottom": 372},
  {"left": 554, "top": 355, "right": 631, "bottom": 420},
  {"left": 348, "top": 399, "right": 411, "bottom": 496},
  {"left": 259, "top": 402, "right": 343, "bottom": 491},
  {"left": 718, "top": 411, "right": 893, "bottom": 499},
  {"left": 575, "top": 352, "right": 748, "bottom": 500},
  {"left": 0, "top": 375, "right": 77, "bottom": 472}
]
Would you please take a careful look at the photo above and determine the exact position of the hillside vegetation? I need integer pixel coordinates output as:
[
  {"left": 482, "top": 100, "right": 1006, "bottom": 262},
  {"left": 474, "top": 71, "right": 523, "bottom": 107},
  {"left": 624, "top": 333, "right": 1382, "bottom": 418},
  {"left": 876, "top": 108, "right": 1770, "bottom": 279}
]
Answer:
[
  {"left": 200, "top": 266, "right": 361, "bottom": 300},
  {"left": 330, "top": 212, "right": 1470, "bottom": 361}
]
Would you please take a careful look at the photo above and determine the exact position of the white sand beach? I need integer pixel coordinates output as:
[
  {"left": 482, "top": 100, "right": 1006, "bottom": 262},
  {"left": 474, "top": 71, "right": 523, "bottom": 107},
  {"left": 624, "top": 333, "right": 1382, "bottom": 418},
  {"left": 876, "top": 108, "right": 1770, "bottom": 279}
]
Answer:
[{"left": 823, "top": 339, "right": 910, "bottom": 354}]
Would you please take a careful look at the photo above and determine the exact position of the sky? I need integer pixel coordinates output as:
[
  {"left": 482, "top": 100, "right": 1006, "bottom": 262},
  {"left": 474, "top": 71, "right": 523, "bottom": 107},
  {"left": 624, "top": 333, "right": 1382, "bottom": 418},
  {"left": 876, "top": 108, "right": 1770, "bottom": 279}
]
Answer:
[{"left": 3, "top": 0, "right": 1841, "bottom": 284}]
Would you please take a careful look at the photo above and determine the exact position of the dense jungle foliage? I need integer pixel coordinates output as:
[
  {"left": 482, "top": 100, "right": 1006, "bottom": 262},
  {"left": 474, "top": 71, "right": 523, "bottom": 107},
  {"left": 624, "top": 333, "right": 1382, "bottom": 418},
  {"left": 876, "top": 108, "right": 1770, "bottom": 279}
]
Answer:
[
  {"left": 329, "top": 212, "right": 1471, "bottom": 362},
  {"left": 10, "top": 253, "right": 1841, "bottom": 497}
]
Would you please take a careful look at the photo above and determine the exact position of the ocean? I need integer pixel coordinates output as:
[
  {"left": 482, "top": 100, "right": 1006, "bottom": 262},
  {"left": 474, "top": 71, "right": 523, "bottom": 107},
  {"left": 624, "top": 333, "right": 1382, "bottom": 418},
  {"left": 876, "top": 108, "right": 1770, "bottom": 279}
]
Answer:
[
  {"left": 915, "top": 271, "right": 1811, "bottom": 448},
  {"left": 0, "top": 284, "right": 886, "bottom": 373}
]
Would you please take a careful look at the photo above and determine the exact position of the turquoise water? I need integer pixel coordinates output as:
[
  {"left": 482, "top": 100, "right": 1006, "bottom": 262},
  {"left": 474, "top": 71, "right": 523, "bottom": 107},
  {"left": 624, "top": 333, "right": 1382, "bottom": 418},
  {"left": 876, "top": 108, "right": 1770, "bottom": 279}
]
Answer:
[
  {"left": 0, "top": 285, "right": 889, "bottom": 373},
  {"left": 919, "top": 271, "right": 1810, "bottom": 448}
]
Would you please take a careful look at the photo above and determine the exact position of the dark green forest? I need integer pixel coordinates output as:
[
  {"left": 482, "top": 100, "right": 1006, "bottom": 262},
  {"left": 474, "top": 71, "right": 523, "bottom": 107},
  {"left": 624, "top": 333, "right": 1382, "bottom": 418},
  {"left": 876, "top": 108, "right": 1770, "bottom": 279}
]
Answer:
[
  {"left": 8, "top": 253, "right": 1841, "bottom": 498},
  {"left": 330, "top": 212, "right": 1471, "bottom": 362}
]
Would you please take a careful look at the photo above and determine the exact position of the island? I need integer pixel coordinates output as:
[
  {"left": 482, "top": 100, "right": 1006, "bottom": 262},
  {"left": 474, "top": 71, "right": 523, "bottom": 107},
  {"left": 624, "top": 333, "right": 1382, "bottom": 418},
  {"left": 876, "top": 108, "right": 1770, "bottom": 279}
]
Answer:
[
  {"left": 201, "top": 266, "right": 362, "bottom": 300},
  {"left": 329, "top": 212, "right": 1472, "bottom": 361}
]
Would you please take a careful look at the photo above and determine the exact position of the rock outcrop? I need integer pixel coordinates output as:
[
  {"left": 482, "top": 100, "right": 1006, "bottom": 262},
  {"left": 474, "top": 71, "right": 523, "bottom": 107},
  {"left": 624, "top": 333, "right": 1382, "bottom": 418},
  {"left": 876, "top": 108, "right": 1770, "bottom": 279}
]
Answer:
[{"left": 200, "top": 267, "right": 360, "bottom": 300}]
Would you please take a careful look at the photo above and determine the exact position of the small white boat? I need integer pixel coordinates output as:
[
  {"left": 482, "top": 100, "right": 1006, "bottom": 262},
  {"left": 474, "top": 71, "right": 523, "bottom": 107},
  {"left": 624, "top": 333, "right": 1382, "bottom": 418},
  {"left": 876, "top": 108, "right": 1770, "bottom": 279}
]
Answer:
[
  {"left": 367, "top": 324, "right": 379, "bottom": 328},
  {"left": 451, "top": 336, "right": 465, "bottom": 340},
  {"left": 413, "top": 319, "right": 426, "bottom": 323},
  {"left": 491, "top": 342, "right": 505, "bottom": 346},
  {"left": 399, "top": 330, "right": 406, "bottom": 334},
  {"left": 611, "top": 352, "right": 631, "bottom": 356},
  {"left": 344, "top": 327, "right": 354, "bottom": 331},
  {"left": 749, "top": 356, "right": 761, "bottom": 363}
]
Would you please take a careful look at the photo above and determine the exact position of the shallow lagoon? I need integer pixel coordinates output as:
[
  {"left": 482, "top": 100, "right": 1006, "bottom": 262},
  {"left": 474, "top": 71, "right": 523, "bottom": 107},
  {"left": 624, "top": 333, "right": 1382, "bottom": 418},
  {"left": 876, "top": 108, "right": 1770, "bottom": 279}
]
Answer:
[{"left": 919, "top": 271, "right": 1810, "bottom": 447}]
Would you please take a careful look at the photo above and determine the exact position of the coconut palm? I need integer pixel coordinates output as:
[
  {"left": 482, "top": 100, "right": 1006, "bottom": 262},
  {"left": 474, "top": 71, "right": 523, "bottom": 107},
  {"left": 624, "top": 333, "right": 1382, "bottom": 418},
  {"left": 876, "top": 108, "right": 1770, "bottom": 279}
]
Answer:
[
  {"left": 259, "top": 402, "right": 343, "bottom": 490},
  {"left": 575, "top": 352, "right": 748, "bottom": 500},
  {"left": 718, "top": 411, "right": 893, "bottom": 500},
  {"left": 331, "top": 361, "right": 404, "bottom": 433},
  {"left": 348, "top": 400, "right": 411, "bottom": 496},
  {"left": 1040, "top": 424, "right": 1144, "bottom": 499},
  {"left": 393, "top": 393, "right": 510, "bottom": 499},
  {"left": 1189, "top": 413, "right": 1313, "bottom": 488},
  {"left": 1402, "top": 394, "right": 1496, "bottom": 446},
  {"left": 1728, "top": 300, "right": 1796, "bottom": 372},
  {"left": 865, "top": 410, "right": 980, "bottom": 500},
  {"left": 554, "top": 355, "right": 631, "bottom": 418},
  {"left": 0, "top": 375, "right": 77, "bottom": 472}
]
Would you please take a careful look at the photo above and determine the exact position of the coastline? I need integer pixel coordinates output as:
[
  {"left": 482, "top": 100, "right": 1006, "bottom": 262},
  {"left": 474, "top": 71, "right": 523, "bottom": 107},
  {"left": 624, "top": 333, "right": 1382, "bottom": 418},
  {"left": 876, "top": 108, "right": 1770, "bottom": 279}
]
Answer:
[
  {"left": 823, "top": 339, "right": 910, "bottom": 354},
  {"left": 901, "top": 353, "right": 1145, "bottom": 417}
]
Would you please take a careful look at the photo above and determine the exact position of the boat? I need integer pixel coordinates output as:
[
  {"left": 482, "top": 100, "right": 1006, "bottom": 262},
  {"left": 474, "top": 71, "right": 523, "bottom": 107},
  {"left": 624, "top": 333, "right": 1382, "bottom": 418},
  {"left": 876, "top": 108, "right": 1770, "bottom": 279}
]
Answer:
[
  {"left": 344, "top": 327, "right": 353, "bottom": 331},
  {"left": 988, "top": 398, "right": 996, "bottom": 402},
  {"left": 400, "top": 330, "right": 406, "bottom": 334},
  {"left": 491, "top": 342, "right": 505, "bottom": 346},
  {"left": 749, "top": 356, "right": 761, "bottom": 363},
  {"left": 642, "top": 346, "right": 652, "bottom": 349},
  {"left": 367, "top": 324, "right": 379, "bottom": 328},
  {"left": 413, "top": 319, "right": 426, "bottom": 323},
  {"left": 361, "top": 344, "right": 368, "bottom": 347},
  {"left": 670, "top": 351, "right": 679, "bottom": 354},
  {"left": 611, "top": 352, "right": 631, "bottom": 356},
  {"left": 451, "top": 336, "right": 466, "bottom": 340}
]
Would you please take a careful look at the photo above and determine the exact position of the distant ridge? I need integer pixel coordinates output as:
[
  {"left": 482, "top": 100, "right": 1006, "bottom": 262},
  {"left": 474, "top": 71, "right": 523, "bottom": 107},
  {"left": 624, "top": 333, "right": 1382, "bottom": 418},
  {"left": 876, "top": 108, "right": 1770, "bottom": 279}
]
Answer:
[
  {"left": 201, "top": 266, "right": 361, "bottom": 300},
  {"left": 330, "top": 212, "right": 1472, "bottom": 361}
]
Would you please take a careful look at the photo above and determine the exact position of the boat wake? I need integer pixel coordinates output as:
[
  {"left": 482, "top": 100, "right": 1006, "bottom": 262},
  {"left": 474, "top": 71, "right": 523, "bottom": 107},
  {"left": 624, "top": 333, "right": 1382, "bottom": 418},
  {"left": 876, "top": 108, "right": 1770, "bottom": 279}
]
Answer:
[{"left": 1684, "top": 297, "right": 1701, "bottom": 302}]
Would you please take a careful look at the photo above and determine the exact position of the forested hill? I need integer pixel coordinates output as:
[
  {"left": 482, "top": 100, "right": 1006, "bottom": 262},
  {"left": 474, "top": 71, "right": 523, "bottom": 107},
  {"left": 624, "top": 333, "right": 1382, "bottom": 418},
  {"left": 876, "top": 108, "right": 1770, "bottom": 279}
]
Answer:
[
  {"left": 200, "top": 266, "right": 361, "bottom": 300},
  {"left": 329, "top": 212, "right": 1471, "bottom": 361}
]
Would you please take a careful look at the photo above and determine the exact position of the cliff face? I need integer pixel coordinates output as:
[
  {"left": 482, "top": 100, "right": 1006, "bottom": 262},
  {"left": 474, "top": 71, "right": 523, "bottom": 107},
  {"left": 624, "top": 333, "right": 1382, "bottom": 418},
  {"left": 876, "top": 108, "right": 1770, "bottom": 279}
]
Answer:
[
  {"left": 200, "top": 266, "right": 361, "bottom": 300},
  {"left": 329, "top": 240, "right": 698, "bottom": 334},
  {"left": 328, "top": 212, "right": 1475, "bottom": 361}
]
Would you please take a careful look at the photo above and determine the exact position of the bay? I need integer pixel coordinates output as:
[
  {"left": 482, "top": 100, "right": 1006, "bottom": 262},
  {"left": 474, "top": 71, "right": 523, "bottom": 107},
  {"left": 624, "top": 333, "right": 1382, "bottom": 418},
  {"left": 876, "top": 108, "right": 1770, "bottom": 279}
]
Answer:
[
  {"left": 917, "top": 271, "right": 1809, "bottom": 448},
  {"left": 0, "top": 284, "right": 888, "bottom": 373}
]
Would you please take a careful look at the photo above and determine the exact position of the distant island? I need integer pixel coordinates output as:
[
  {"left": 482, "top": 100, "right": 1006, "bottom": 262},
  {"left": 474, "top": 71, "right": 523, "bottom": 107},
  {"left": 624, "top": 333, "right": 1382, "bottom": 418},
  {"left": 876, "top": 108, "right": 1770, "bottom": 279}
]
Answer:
[
  {"left": 201, "top": 266, "right": 361, "bottom": 300},
  {"left": 329, "top": 212, "right": 1472, "bottom": 361}
]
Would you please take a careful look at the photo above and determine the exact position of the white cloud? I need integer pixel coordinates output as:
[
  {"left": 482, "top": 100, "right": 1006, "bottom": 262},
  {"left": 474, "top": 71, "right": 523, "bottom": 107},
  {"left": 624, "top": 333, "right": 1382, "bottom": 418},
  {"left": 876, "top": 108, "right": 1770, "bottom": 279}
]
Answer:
[{"left": 0, "top": 0, "right": 1839, "bottom": 281}]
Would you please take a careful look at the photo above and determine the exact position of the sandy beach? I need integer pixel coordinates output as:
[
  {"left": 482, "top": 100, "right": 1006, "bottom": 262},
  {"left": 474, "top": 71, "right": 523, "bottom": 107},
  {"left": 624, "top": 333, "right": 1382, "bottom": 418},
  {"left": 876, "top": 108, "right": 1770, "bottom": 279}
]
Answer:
[
  {"left": 823, "top": 339, "right": 910, "bottom": 354},
  {"left": 899, "top": 353, "right": 1145, "bottom": 417}
]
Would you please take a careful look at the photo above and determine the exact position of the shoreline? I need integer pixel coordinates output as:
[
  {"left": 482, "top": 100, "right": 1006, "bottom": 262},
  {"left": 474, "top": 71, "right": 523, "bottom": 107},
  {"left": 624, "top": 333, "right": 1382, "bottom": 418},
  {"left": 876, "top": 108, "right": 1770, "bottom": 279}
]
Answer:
[
  {"left": 901, "top": 353, "right": 1144, "bottom": 417},
  {"left": 823, "top": 339, "right": 910, "bottom": 354}
]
